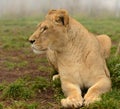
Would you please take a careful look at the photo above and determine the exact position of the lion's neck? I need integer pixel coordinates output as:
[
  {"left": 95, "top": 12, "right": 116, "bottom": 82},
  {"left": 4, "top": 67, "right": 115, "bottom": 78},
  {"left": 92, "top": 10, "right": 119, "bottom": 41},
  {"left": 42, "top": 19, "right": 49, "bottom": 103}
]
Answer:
[
  {"left": 54, "top": 18, "right": 92, "bottom": 61},
  {"left": 59, "top": 19, "right": 89, "bottom": 53}
]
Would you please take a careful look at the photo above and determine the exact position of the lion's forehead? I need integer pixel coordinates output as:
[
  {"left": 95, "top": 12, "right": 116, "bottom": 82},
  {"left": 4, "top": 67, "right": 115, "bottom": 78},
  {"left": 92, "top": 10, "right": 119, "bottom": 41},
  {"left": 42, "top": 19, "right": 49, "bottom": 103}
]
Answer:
[
  {"left": 45, "top": 13, "right": 59, "bottom": 22},
  {"left": 40, "top": 20, "right": 54, "bottom": 28}
]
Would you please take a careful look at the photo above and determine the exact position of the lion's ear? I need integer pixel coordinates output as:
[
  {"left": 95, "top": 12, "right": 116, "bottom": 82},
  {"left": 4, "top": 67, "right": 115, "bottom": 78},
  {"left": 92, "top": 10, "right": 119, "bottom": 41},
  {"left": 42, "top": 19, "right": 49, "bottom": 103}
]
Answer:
[
  {"left": 48, "top": 9, "right": 56, "bottom": 15},
  {"left": 56, "top": 10, "right": 69, "bottom": 26}
]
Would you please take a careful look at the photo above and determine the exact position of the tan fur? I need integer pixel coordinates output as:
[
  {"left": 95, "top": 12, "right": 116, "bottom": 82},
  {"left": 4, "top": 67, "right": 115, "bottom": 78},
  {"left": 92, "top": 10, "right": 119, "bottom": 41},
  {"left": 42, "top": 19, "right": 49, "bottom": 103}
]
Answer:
[
  {"left": 97, "top": 34, "right": 112, "bottom": 59},
  {"left": 29, "top": 9, "right": 111, "bottom": 108}
]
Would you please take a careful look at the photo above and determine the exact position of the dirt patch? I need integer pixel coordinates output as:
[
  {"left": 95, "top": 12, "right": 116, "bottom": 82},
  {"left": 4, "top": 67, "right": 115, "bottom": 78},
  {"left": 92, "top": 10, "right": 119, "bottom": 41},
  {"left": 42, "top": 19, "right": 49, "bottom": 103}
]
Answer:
[
  {"left": 0, "top": 46, "right": 60, "bottom": 108},
  {"left": 0, "top": 47, "right": 51, "bottom": 82}
]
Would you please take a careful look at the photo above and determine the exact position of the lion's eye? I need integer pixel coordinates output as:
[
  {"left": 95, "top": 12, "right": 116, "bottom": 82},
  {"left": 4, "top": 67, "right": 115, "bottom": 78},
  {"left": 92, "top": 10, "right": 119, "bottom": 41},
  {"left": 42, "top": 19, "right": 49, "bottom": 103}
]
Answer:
[{"left": 40, "top": 26, "right": 48, "bottom": 33}]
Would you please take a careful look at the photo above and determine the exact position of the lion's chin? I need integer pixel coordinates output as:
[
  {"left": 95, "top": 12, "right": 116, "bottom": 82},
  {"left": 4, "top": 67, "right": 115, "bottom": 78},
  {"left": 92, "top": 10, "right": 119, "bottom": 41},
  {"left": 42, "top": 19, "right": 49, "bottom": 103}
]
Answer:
[
  {"left": 33, "top": 49, "right": 46, "bottom": 54},
  {"left": 31, "top": 45, "right": 47, "bottom": 54}
]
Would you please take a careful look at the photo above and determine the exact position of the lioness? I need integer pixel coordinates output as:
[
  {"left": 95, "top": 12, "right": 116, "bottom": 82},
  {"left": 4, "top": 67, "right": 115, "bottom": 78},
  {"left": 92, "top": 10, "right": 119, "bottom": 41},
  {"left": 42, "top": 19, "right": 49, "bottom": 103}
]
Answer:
[{"left": 29, "top": 9, "right": 111, "bottom": 108}]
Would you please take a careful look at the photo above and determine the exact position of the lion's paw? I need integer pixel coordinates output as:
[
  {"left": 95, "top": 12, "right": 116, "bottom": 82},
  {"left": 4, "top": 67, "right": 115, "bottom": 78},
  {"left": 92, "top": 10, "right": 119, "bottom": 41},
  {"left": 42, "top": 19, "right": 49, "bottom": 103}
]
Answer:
[
  {"left": 84, "top": 95, "right": 101, "bottom": 106},
  {"left": 61, "top": 97, "right": 83, "bottom": 108},
  {"left": 52, "top": 74, "right": 59, "bottom": 81}
]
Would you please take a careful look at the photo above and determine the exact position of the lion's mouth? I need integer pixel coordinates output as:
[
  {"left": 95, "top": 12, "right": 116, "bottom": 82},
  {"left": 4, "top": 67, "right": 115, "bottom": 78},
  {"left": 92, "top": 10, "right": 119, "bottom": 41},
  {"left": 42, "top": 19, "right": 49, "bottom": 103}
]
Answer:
[{"left": 31, "top": 45, "right": 47, "bottom": 54}]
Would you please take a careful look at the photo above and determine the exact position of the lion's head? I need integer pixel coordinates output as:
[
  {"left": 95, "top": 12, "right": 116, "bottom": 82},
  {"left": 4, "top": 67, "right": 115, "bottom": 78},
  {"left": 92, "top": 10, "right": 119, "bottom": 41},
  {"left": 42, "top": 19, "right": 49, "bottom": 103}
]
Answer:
[{"left": 29, "top": 9, "right": 69, "bottom": 54}]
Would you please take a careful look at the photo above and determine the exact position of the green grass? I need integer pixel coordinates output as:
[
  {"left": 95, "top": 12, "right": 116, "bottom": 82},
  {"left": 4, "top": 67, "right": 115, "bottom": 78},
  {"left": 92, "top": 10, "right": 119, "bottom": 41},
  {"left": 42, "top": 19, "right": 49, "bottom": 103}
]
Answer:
[
  {"left": 38, "top": 65, "right": 53, "bottom": 72},
  {"left": 34, "top": 57, "right": 48, "bottom": 63},
  {"left": 1, "top": 76, "right": 51, "bottom": 100},
  {"left": 3, "top": 61, "right": 28, "bottom": 70},
  {"left": 5, "top": 101, "right": 38, "bottom": 109},
  {"left": 0, "top": 17, "right": 120, "bottom": 108},
  {"left": 107, "top": 56, "right": 120, "bottom": 89},
  {"left": 76, "top": 17, "right": 120, "bottom": 43},
  {"left": 2, "top": 78, "right": 33, "bottom": 100},
  {"left": 0, "top": 76, "right": 51, "bottom": 108},
  {"left": 52, "top": 78, "right": 64, "bottom": 102},
  {"left": 83, "top": 89, "right": 120, "bottom": 109},
  {"left": 0, "top": 103, "right": 3, "bottom": 109},
  {"left": 32, "top": 76, "right": 50, "bottom": 91}
]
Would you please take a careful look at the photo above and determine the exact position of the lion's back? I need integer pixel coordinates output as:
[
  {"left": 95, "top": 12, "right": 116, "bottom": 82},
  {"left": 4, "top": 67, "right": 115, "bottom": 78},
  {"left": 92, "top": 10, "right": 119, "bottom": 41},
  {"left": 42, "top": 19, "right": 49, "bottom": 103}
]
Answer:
[{"left": 97, "top": 34, "right": 112, "bottom": 59}]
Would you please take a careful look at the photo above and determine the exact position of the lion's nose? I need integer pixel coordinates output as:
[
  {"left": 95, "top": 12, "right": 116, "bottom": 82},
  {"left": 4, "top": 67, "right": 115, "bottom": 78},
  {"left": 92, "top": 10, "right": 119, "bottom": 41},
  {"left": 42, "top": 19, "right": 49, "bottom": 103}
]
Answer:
[{"left": 29, "top": 39, "right": 35, "bottom": 44}]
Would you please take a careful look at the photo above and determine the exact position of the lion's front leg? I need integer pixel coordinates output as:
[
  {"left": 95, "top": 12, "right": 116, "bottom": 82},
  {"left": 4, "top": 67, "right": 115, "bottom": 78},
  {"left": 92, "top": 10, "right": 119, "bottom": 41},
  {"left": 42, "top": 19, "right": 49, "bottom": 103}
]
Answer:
[
  {"left": 52, "top": 74, "right": 60, "bottom": 81},
  {"left": 84, "top": 77, "right": 111, "bottom": 106},
  {"left": 61, "top": 80, "right": 83, "bottom": 108}
]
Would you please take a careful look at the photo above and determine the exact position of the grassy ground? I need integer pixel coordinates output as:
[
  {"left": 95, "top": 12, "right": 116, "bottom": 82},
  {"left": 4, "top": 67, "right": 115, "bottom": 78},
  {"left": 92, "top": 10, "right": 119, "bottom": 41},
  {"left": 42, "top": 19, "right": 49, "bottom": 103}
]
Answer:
[{"left": 0, "top": 16, "right": 120, "bottom": 109}]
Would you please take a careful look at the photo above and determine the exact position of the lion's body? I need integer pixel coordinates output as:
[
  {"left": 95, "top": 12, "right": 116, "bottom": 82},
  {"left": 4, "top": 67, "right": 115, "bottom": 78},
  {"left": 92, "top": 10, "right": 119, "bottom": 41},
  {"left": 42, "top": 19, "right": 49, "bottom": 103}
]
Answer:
[
  {"left": 29, "top": 9, "right": 111, "bottom": 108},
  {"left": 97, "top": 34, "right": 111, "bottom": 59}
]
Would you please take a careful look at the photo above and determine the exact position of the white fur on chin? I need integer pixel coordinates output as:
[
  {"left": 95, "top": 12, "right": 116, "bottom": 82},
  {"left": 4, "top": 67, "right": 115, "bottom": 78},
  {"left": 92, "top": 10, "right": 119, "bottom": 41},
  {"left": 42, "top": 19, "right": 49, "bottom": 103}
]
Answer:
[{"left": 33, "top": 49, "right": 46, "bottom": 54}]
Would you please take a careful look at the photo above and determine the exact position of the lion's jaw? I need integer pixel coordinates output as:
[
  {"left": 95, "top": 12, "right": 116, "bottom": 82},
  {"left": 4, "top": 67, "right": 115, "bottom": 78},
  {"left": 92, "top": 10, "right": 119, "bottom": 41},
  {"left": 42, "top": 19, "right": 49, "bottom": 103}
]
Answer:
[{"left": 31, "top": 44, "right": 47, "bottom": 54}]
